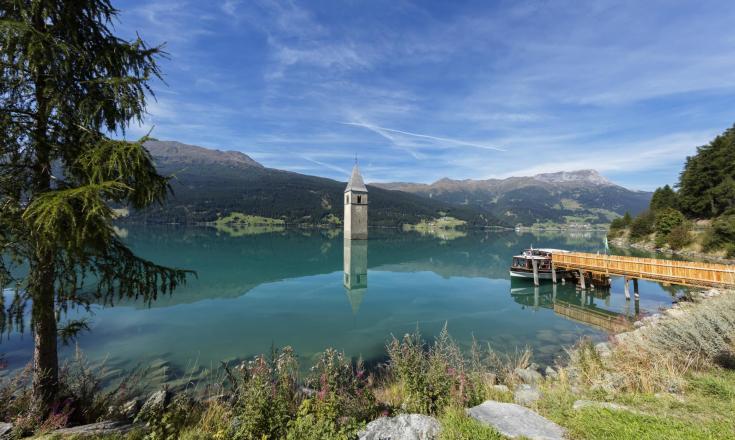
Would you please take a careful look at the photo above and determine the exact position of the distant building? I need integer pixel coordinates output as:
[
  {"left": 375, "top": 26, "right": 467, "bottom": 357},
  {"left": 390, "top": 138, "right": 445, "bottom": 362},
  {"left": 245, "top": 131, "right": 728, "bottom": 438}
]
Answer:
[{"left": 344, "top": 163, "right": 368, "bottom": 240}]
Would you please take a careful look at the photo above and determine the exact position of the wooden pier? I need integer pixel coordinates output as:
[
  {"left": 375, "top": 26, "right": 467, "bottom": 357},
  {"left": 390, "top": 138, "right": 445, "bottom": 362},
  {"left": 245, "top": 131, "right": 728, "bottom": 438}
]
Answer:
[{"left": 551, "top": 252, "right": 735, "bottom": 289}]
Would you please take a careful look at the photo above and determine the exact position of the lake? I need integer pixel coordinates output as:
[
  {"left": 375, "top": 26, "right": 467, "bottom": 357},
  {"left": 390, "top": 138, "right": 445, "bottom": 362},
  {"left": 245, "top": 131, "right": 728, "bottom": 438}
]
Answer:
[{"left": 1, "top": 226, "right": 685, "bottom": 389}]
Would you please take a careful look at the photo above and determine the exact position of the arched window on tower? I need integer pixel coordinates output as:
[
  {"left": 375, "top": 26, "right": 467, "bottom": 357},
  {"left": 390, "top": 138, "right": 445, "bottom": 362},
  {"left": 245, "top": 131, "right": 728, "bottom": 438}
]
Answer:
[
  {"left": 357, "top": 195, "right": 362, "bottom": 204},
  {"left": 346, "top": 195, "right": 350, "bottom": 204}
]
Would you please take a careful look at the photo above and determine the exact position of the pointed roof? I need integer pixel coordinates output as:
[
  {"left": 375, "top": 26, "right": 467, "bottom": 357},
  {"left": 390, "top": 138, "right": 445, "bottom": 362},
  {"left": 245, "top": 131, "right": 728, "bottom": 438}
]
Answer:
[
  {"left": 345, "top": 163, "right": 368, "bottom": 193},
  {"left": 345, "top": 288, "right": 366, "bottom": 315}
]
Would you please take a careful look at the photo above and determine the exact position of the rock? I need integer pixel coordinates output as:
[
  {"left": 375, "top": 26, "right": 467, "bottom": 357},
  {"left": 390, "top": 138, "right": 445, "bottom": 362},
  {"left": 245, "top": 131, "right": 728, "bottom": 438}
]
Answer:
[
  {"left": 51, "top": 421, "right": 138, "bottom": 436},
  {"left": 121, "top": 399, "right": 140, "bottom": 419},
  {"left": 467, "top": 401, "right": 566, "bottom": 440},
  {"left": 514, "top": 384, "right": 541, "bottom": 405},
  {"left": 594, "top": 342, "right": 613, "bottom": 358},
  {"left": 137, "top": 389, "right": 170, "bottom": 420},
  {"left": 544, "top": 366, "right": 558, "bottom": 379},
  {"left": 633, "top": 320, "right": 644, "bottom": 328},
  {"left": 0, "top": 423, "right": 12, "bottom": 438},
  {"left": 358, "top": 414, "right": 440, "bottom": 440},
  {"left": 514, "top": 367, "right": 543, "bottom": 385},
  {"left": 492, "top": 384, "right": 510, "bottom": 393},
  {"left": 572, "top": 400, "right": 632, "bottom": 412},
  {"left": 591, "top": 372, "right": 626, "bottom": 394}
]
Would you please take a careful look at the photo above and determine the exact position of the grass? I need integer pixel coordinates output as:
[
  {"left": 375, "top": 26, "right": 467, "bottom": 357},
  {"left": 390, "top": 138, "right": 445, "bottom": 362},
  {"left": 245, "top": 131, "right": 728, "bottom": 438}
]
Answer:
[
  {"left": 213, "top": 212, "right": 286, "bottom": 227},
  {"left": 402, "top": 216, "right": 468, "bottom": 240},
  {"left": 211, "top": 212, "right": 286, "bottom": 236},
  {"left": 438, "top": 406, "right": 504, "bottom": 440},
  {"left": 532, "top": 291, "right": 735, "bottom": 440}
]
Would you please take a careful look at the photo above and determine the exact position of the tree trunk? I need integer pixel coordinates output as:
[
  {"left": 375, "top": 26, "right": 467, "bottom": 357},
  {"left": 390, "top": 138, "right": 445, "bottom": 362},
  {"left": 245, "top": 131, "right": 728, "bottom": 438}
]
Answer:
[{"left": 31, "top": 254, "right": 58, "bottom": 414}]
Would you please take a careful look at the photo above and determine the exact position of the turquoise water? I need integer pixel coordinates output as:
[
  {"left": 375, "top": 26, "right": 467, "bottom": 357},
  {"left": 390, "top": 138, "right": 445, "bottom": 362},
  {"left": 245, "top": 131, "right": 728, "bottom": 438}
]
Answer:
[{"left": 1, "top": 227, "right": 685, "bottom": 386}]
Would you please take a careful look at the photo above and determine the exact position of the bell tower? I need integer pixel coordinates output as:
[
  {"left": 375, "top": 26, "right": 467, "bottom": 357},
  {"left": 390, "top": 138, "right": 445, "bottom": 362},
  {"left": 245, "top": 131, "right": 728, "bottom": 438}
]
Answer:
[{"left": 344, "top": 162, "right": 368, "bottom": 240}]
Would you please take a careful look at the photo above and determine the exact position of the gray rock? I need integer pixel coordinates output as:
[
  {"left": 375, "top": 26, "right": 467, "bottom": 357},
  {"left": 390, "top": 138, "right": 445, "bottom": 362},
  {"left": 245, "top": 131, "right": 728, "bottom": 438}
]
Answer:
[
  {"left": 51, "top": 421, "right": 138, "bottom": 436},
  {"left": 594, "top": 342, "right": 613, "bottom": 358},
  {"left": 0, "top": 422, "right": 12, "bottom": 438},
  {"left": 492, "top": 384, "right": 510, "bottom": 393},
  {"left": 121, "top": 399, "right": 140, "bottom": 419},
  {"left": 359, "top": 414, "right": 440, "bottom": 440},
  {"left": 137, "top": 389, "right": 170, "bottom": 420},
  {"left": 514, "top": 367, "right": 543, "bottom": 384},
  {"left": 514, "top": 384, "right": 541, "bottom": 405},
  {"left": 467, "top": 400, "right": 566, "bottom": 440},
  {"left": 544, "top": 366, "right": 558, "bottom": 379}
]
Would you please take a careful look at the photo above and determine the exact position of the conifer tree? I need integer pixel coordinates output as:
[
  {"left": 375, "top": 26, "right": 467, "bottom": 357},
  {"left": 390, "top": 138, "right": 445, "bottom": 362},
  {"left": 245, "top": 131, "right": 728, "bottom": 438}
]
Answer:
[{"left": 0, "top": 0, "right": 189, "bottom": 413}]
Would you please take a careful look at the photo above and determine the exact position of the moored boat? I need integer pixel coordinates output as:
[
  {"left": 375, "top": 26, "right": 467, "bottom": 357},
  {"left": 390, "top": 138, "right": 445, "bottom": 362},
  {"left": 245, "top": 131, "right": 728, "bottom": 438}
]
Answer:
[{"left": 509, "top": 248, "right": 568, "bottom": 281}]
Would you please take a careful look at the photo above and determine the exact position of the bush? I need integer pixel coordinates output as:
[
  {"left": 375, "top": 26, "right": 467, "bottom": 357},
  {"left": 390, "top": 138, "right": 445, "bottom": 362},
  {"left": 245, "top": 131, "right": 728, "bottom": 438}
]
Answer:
[
  {"left": 386, "top": 326, "right": 516, "bottom": 415},
  {"left": 667, "top": 224, "right": 692, "bottom": 250},
  {"left": 704, "top": 214, "right": 735, "bottom": 253},
  {"left": 654, "top": 208, "right": 686, "bottom": 238},
  {"left": 285, "top": 348, "right": 377, "bottom": 439},
  {"left": 609, "top": 212, "right": 632, "bottom": 231},
  {"left": 231, "top": 348, "right": 299, "bottom": 440},
  {"left": 629, "top": 211, "right": 655, "bottom": 241}
]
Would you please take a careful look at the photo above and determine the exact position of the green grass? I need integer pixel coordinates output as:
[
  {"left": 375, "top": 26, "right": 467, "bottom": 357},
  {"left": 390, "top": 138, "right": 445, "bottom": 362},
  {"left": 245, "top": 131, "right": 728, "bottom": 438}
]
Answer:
[
  {"left": 439, "top": 407, "right": 505, "bottom": 440},
  {"left": 214, "top": 212, "right": 285, "bottom": 227},
  {"left": 559, "top": 406, "right": 728, "bottom": 440},
  {"left": 534, "top": 366, "right": 735, "bottom": 440}
]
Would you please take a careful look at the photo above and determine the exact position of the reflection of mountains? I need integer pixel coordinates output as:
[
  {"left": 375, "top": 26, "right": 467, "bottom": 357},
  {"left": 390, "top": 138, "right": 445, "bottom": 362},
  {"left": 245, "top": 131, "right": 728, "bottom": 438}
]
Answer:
[
  {"left": 510, "top": 282, "right": 635, "bottom": 333},
  {"left": 117, "top": 226, "right": 607, "bottom": 308}
]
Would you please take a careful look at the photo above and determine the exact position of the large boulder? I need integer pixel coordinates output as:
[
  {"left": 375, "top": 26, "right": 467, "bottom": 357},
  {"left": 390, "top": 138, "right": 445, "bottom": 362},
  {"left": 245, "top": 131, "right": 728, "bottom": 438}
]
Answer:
[
  {"left": 359, "top": 414, "right": 441, "bottom": 440},
  {"left": 467, "top": 401, "right": 566, "bottom": 440}
]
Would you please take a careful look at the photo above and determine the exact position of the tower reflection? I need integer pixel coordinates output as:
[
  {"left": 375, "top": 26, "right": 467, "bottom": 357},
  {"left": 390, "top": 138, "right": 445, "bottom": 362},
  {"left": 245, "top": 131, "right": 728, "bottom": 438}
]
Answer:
[{"left": 343, "top": 238, "right": 368, "bottom": 314}]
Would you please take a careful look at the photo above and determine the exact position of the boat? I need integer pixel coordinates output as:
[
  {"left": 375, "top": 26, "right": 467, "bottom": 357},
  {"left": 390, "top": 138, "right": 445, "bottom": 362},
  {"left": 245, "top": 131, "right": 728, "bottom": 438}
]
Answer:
[{"left": 509, "top": 248, "right": 568, "bottom": 281}]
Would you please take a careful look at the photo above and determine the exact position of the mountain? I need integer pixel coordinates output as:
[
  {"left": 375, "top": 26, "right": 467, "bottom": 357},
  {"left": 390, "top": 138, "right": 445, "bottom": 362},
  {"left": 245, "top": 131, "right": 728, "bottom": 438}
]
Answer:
[
  {"left": 129, "top": 140, "right": 500, "bottom": 227},
  {"left": 373, "top": 170, "right": 651, "bottom": 226}
]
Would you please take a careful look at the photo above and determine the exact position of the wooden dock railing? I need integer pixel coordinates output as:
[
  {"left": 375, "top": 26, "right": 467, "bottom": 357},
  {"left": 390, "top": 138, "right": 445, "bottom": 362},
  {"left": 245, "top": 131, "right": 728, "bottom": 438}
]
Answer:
[{"left": 552, "top": 252, "right": 735, "bottom": 288}]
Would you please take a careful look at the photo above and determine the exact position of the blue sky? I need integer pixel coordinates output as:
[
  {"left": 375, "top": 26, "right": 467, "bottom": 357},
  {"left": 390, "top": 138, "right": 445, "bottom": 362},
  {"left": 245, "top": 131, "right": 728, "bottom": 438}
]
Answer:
[{"left": 117, "top": 0, "right": 735, "bottom": 190}]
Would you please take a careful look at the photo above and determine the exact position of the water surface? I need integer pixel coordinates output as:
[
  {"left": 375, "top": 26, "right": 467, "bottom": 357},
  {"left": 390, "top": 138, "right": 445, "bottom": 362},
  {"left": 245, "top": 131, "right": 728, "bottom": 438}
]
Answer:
[{"left": 1, "top": 227, "right": 685, "bottom": 387}]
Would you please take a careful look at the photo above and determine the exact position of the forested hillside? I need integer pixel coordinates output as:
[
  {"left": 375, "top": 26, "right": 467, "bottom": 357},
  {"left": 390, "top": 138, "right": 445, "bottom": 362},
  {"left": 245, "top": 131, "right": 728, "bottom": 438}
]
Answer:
[
  {"left": 609, "top": 124, "right": 735, "bottom": 257},
  {"left": 127, "top": 141, "right": 500, "bottom": 227},
  {"left": 375, "top": 170, "right": 651, "bottom": 226}
]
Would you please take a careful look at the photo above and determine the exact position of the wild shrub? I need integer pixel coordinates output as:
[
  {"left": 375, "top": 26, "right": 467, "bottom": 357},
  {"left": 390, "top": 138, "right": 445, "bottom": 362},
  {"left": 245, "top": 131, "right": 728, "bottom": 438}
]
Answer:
[
  {"left": 654, "top": 208, "right": 686, "bottom": 243},
  {"left": 386, "top": 326, "right": 512, "bottom": 414},
  {"left": 629, "top": 211, "right": 655, "bottom": 241},
  {"left": 179, "top": 401, "right": 232, "bottom": 440},
  {"left": 704, "top": 214, "right": 735, "bottom": 253},
  {"left": 590, "top": 293, "right": 735, "bottom": 393},
  {"left": 141, "top": 394, "right": 202, "bottom": 440},
  {"left": 667, "top": 223, "right": 692, "bottom": 250},
  {"left": 286, "top": 348, "right": 377, "bottom": 439},
  {"left": 0, "top": 349, "right": 143, "bottom": 436},
  {"left": 231, "top": 347, "right": 299, "bottom": 440}
]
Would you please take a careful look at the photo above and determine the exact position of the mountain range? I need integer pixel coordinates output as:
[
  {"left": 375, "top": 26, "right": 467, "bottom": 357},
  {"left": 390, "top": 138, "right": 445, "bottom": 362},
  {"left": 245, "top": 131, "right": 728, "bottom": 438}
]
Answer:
[
  {"left": 374, "top": 170, "right": 652, "bottom": 226},
  {"left": 131, "top": 140, "right": 497, "bottom": 227},
  {"left": 128, "top": 140, "right": 651, "bottom": 227}
]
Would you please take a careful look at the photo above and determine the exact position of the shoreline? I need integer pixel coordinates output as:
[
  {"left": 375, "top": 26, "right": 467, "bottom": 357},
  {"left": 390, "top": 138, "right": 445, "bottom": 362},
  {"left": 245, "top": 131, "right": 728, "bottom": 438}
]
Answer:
[{"left": 610, "top": 235, "right": 735, "bottom": 264}]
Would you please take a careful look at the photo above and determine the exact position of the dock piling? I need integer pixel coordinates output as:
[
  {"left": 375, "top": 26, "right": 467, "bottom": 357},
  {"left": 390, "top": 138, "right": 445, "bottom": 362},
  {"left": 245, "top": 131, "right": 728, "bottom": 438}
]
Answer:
[{"left": 532, "top": 258, "right": 540, "bottom": 287}]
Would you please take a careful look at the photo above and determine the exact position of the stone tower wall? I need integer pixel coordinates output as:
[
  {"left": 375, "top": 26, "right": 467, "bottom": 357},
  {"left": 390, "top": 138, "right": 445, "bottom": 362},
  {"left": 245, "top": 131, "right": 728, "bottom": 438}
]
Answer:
[{"left": 344, "top": 191, "right": 368, "bottom": 240}]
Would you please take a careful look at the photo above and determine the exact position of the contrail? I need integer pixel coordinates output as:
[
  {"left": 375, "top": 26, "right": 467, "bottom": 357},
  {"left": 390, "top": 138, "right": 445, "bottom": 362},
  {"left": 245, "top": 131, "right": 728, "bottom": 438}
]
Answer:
[
  {"left": 342, "top": 121, "right": 506, "bottom": 152},
  {"left": 301, "top": 155, "right": 350, "bottom": 175}
]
